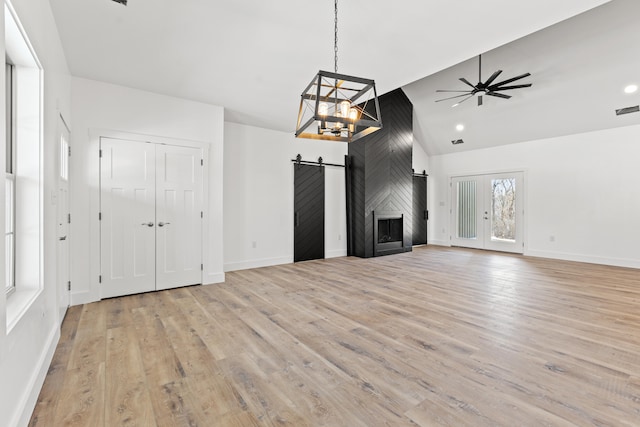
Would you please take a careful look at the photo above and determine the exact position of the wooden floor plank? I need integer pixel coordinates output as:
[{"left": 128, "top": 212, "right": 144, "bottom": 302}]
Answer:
[{"left": 30, "top": 246, "right": 640, "bottom": 426}]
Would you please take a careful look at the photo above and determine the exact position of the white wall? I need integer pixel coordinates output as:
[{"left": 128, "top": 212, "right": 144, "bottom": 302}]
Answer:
[
  {"left": 0, "top": 0, "right": 72, "bottom": 425},
  {"left": 428, "top": 124, "right": 640, "bottom": 268},
  {"left": 70, "top": 77, "right": 225, "bottom": 304},
  {"left": 224, "top": 122, "right": 347, "bottom": 271}
]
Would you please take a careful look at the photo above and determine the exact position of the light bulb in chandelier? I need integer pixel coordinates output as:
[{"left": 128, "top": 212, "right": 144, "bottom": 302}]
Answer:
[{"left": 318, "top": 102, "right": 328, "bottom": 116}]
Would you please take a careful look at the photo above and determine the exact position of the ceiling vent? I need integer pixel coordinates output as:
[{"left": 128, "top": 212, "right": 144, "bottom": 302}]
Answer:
[
  {"left": 616, "top": 106, "right": 639, "bottom": 116},
  {"left": 112, "top": 0, "right": 127, "bottom": 5},
  {"left": 451, "top": 139, "right": 464, "bottom": 145}
]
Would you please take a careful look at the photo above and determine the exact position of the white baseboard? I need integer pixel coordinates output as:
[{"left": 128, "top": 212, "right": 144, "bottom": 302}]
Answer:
[
  {"left": 70, "top": 290, "right": 96, "bottom": 306},
  {"left": 525, "top": 249, "right": 640, "bottom": 269},
  {"left": 13, "top": 325, "right": 60, "bottom": 427},
  {"left": 204, "top": 272, "right": 225, "bottom": 285},
  {"left": 427, "top": 239, "right": 451, "bottom": 247},
  {"left": 326, "top": 249, "right": 347, "bottom": 258},
  {"left": 224, "top": 256, "right": 292, "bottom": 272}
]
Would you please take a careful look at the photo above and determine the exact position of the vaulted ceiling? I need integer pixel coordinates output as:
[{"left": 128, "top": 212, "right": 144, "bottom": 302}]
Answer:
[{"left": 49, "top": 0, "right": 619, "bottom": 155}]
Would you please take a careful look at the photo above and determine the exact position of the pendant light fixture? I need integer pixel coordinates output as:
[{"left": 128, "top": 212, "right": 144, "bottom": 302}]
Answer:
[{"left": 295, "top": 0, "right": 382, "bottom": 142}]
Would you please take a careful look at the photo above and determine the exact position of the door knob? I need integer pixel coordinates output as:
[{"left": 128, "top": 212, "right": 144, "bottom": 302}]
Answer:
[
  {"left": 158, "top": 222, "right": 171, "bottom": 227},
  {"left": 141, "top": 222, "right": 154, "bottom": 227}
]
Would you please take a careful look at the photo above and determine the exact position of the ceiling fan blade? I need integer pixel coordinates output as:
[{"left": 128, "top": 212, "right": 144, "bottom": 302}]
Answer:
[
  {"left": 436, "top": 90, "right": 473, "bottom": 93},
  {"left": 452, "top": 94, "right": 474, "bottom": 107},
  {"left": 489, "top": 84, "right": 532, "bottom": 91},
  {"left": 486, "top": 91, "right": 511, "bottom": 99},
  {"left": 491, "top": 73, "right": 531, "bottom": 87},
  {"left": 435, "top": 93, "right": 473, "bottom": 102},
  {"left": 459, "top": 78, "right": 477, "bottom": 89},
  {"left": 483, "top": 70, "right": 503, "bottom": 87}
]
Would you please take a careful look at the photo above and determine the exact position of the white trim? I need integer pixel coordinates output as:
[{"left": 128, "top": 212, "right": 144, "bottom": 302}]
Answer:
[
  {"left": 326, "top": 249, "right": 347, "bottom": 258},
  {"left": 70, "top": 290, "right": 94, "bottom": 306},
  {"left": 224, "top": 256, "right": 292, "bottom": 272},
  {"left": 525, "top": 249, "right": 640, "bottom": 270},
  {"left": 427, "top": 239, "right": 450, "bottom": 247},
  {"left": 203, "top": 272, "right": 225, "bottom": 285},
  {"left": 11, "top": 324, "right": 59, "bottom": 427}
]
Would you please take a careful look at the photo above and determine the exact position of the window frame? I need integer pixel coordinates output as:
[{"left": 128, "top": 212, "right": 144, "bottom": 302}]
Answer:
[{"left": 5, "top": 60, "right": 16, "bottom": 296}]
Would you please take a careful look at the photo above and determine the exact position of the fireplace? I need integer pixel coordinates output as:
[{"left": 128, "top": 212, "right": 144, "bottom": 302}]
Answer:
[{"left": 374, "top": 211, "right": 405, "bottom": 256}]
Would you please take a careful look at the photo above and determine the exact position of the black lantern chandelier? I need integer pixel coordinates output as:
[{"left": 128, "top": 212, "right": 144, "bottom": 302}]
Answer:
[{"left": 295, "top": 0, "right": 382, "bottom": 142}]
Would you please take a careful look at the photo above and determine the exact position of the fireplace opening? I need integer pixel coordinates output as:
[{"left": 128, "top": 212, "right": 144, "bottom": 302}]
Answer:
[
  {"left": 377, "top": 218, "right": 402, "bottom": 243},
  {"left": 373, "top": 211, "right": 404, "bottom": 256}
]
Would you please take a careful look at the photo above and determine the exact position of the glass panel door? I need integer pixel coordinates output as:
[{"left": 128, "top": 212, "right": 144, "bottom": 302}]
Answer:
[{"left": 451, "top": 172, "right": 524, "bottom": 254}]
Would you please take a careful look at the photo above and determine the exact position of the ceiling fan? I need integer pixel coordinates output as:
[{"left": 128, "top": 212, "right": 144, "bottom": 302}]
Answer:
[{"left": 436, "top": 55, "right": 532, "bottom": 107}]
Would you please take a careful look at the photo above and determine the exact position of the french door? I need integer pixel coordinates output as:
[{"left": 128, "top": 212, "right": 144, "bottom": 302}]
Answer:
[
  {"left": 451, "top": 172, "right": 524, "bottom": 253},
  {"left": 100, "top": 137, "right": 203, "bottom": 298},
  {"left": 57, "top": 115, "right": 71, "bottom": 321}
]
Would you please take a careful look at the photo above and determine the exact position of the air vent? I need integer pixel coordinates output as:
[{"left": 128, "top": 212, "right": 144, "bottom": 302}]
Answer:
[
  {"left": 112, "top": 0, "right": 127, "bottom": 5},
  {"left": 616, "top": 106, "right": 639, "bottom": 116},
  {"left": 451, "top": 139, "right": 464, "bottom": 145}
]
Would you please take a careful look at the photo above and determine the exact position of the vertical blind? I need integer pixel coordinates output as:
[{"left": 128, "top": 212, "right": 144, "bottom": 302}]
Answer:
[{"left": 457, "top": 180, "right": 477, "bottom": 239}]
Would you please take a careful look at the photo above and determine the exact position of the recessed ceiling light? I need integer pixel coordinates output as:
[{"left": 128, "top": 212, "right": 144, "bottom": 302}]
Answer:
[
  {"left": 455, "top": 124, "right": 465, "bottom": 132},
  {"left": 624, "top": 84, "right": 638, "bottom": 94}
]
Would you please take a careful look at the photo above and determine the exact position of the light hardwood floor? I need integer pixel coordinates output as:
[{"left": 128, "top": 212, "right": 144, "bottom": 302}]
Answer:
[{"left": 29, "top": 246, "right": 640, "bottom": 426}]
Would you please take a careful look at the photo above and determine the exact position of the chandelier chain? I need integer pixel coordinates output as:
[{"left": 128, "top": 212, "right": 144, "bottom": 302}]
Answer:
[{"left": 334, "top": 0, "right": 338, "bottom": 74}]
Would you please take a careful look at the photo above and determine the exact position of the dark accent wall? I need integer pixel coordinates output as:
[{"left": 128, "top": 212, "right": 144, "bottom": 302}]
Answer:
[{"left": 347, "top": 88, "right": 413, "bottom": 258}]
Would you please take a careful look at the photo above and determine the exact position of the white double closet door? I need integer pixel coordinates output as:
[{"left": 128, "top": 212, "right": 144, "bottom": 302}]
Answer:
[{"left": 100, "top": 137, "right": 203, "bottom": 299}]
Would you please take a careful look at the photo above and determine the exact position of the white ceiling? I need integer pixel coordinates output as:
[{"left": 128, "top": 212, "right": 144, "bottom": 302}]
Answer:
[
  {"left": 49, "top": 0, "right": 614, "bottom": 152},
  {"left": 403, "top": 0, "right": 640, "bottom": 155}
]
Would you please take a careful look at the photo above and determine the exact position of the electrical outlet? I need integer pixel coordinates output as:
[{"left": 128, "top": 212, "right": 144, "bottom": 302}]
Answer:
[
  {"left": 549, "top": 235, "right": 555, "bottom": 242},
  {"left": 252, "top": 241, "right": 257, "bottom": 248},
  {"left": 338, "top": 234, "right": 341, "bottom": 240}
]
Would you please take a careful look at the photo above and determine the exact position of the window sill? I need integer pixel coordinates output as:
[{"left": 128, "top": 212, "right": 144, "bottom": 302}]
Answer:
[{"left": 6, "top": 287, "right": 42, "bottom": 334}]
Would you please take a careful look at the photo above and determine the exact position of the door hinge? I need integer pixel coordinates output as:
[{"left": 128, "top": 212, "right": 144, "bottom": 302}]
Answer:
[
  {"left": 68, "top": 146, "right": 71, "bottom": 156},
  {"left": 99, "top": 275, "right": 102, "bottom": 283},
  {"left": 99, "top": 212, "right": 102, "bottom": 220},
  {"left": 201, "top": 211, "right": 203, "bottom": 218},
  {"left": 68, "top": 213, "right": 71, "bottom": 224},
  {"left": 67, "top": 281, "right": 71, "bottom": 291},
  {"left": 201, "top": 159, "right": 203, "bottom": 166},
  {"left": 99, "top": 149, "right": 102, "bottom": 158},
  {"left": 201, "top": 263, "right": 203, "bottom": 271}
]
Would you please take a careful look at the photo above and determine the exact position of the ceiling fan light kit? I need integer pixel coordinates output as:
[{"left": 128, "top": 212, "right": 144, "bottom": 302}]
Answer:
[
  {"left": 436, "top": 54, "right": 532, "bottom": 107},
  {"left": 295, "top": 0, "right": 382, "bottom": 142}
]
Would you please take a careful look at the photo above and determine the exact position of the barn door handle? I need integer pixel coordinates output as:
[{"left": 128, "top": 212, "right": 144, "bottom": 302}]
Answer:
[
  {"left": 158, "top": 222, "right": 171, "bottom": 227},
  {"left": 141, "top": 222, "right": 154, "bottom": 227},
  {"left": 59, "top": 235, "right": 67, "bottom": 241},
  {"left": 294, "top": 213, "right": 299, "bottom": 227}
]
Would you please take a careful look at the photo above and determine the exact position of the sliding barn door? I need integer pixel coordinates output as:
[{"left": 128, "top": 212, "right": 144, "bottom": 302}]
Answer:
[
  {"left": 100, "top": 138, "right": 157, "bottom": 298},
  {"left": 156, "top": 144, "right": 203, "bottom": 290},
  {"left": 294, "top": 164, "right": 325, "bottom": 262},
  {"left": 412, "top": 175, "right": 428, "bottom": 245}
]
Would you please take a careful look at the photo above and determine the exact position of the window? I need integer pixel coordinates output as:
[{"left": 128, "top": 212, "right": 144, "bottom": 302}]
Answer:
[
  {"left": 5, "top": 60, "right": 15, "bottom": 295},
  {"left": 4, "top": 1, "right": 44, "bottom": 329}
]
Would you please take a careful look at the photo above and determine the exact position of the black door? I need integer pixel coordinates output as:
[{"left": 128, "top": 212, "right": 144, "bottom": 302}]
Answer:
[
  {"left": 294, "top": 164, "right": 325, "bottom": 262},
  {"left": 412, "top": 175, "right": 428, "bottom": 245}
]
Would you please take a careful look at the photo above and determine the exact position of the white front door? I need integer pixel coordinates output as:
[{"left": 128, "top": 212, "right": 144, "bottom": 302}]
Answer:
[
  {"left": 57, "top": 115, "right": 71, "bottom": 321},
  {"left": 451, "top": 172, "right": 524, "bottom": 254},
  {"left": 100, "top": 138, "right": 157, "bottom": 298},
  {"left": 155, "top": 144, "right": 202, "bottom": 290}
]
